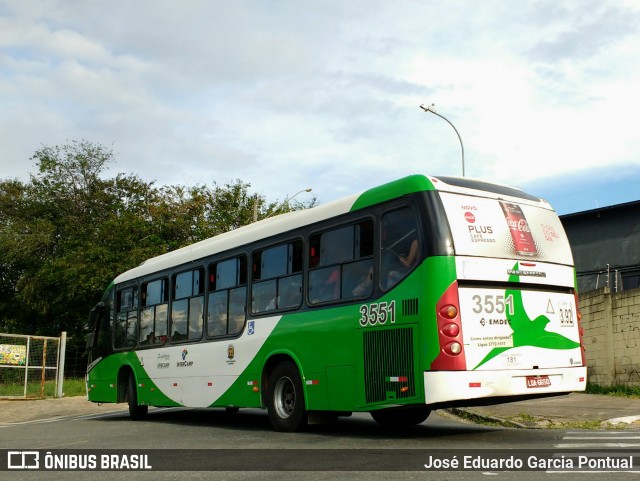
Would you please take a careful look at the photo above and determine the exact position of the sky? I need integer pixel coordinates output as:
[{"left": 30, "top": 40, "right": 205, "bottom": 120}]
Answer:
[{"left": 1, "top": 0, "right": 639, "bottom": 215}]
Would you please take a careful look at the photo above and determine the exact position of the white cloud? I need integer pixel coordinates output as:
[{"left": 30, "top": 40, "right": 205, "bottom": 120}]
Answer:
[{"left": 0, "top": 0, "right": 638, "bottom": 207}]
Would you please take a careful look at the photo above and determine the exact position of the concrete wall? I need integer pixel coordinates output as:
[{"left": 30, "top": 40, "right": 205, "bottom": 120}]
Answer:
[{"left": 580, "top": 287, "right": 640, "bottom": 386}]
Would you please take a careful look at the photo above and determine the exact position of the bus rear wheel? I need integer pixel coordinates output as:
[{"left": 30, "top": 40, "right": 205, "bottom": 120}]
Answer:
[
  {"left": 127, "top": 373, "right": 148, "bottom": 421},
  {"left": 266, "top": 362, "right": 307, "bottom": 432},
  {"left": 371, "top": 405, "right": 430, "bottom": 427}
]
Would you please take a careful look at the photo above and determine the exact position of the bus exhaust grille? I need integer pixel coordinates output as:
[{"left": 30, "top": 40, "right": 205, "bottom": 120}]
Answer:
[
  {"left": 402, "top": 298, "right": 419, "bottom": 316},
  {"left": 363, "top": 327, "right": 415, "bottom": 404}
]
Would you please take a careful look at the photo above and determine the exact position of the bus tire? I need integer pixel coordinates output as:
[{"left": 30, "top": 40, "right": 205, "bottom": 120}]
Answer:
[
  {"left": 371, "top": 405, "right": 430, "bottom": 427},
  {"left": 266, "top": 362, "right": 308, "bottom": 432},
  {"left": 128, "top": 373, "right": 148, "bottom": 421}
]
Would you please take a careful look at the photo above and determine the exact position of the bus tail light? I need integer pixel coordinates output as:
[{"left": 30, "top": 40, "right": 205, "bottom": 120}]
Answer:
[
  {"left": 441, "top": 323, "right": 459, "bottom": 337},
  {"left": 445, "top": 341, "right": 462, "bottom": 355},
  {"left": 431, "top": 281, "right": 467, "bottom": 370},
  {"left": 439, "top": 305, "right": 457, "bottom": 319}
]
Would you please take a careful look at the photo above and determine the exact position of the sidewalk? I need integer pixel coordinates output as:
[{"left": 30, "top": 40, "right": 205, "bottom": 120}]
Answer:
[
  {"left": 449, "top": 392, "right": 640, "bottom": 429},
  {"left": 0, "top": 396, "right": 127, "bottom": 424},
  {"left": 2, "top": 393, "right": 640, "bottom": 429}
]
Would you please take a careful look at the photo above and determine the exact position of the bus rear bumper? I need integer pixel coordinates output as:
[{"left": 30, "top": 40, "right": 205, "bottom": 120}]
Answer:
[{"left": 423, "top": 367, "right": 587, "bottom": 405}]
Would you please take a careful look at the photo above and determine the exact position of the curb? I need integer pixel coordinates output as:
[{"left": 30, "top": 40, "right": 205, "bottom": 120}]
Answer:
[
  {"left": 445, "top": 408, "right": 531, "bottom": 429},
  {"left": 446, "top": 408, "right": 640, "bottom": 430}
]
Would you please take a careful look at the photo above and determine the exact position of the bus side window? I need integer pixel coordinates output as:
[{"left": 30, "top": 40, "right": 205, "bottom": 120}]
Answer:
[
  {"left": 115, "top": 286, "right": 138, "bottom": 349},
  {"left": 308, "top": 220, "right": 374, "bottom": 304},
  {"left": 381, "top": 206, "right": 421, "bottom": 290},
  {"left": 171, "top": 268, "right": 204, "bottom": 342},
  {"left": 139, "top": 278, "right": 169, "bottom": 346},
  {"left": 208, "top": 256, "right": 247, "bottom": 337},
  {"left": 251, "top": 241, "right": 302, "bottom": 313},
  {"left": 228, "top": 287, "right": 247, "bottom": 335}
]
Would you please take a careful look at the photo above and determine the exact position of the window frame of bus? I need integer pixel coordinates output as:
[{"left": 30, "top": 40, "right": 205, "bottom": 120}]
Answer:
[
  {"left": 307, "top": 217, "right": 375, "bottom": 305},
  {"left": 170, "top": 267, "right": 205, "bottom": 343},
  {"left": 139, "top": 277, "right": 169, "bottom": 348},
  {"left": 114, "top": 284, "right": 139, "bottom": 350},
  {"left": 251, "top": 238, "right": 303, "bottom": 314},
  {"left": 379, "top": 204, "right": 422, "bottom": 292},
  {"left": 207, "top": 254, "right": 248, "bottom": 338}
]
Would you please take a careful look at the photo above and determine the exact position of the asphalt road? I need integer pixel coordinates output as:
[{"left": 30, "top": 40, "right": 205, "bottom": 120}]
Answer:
[{"left": 1, "top": 407, "right": 638, "bottom": 480}]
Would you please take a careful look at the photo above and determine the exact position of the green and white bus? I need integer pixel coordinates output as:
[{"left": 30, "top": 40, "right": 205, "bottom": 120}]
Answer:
[{"left": 86, "top": 174, "right": 586, "bottom": 431}]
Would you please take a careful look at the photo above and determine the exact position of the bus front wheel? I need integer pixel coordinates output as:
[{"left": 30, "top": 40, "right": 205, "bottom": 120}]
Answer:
[
  {"left": 266, "top": 362, "right": 308, "bottom": 432},
  {"left": 371, "top": 405, "right": 430, "bottom": 427},
  {"left": 127, "top": 373, "right": 148, "bottom": 421}
]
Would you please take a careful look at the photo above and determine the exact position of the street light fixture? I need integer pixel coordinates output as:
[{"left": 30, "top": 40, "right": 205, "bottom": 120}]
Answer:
[
  {"left": 253, "top": 188, "right": 313, "bottom": 222},
  {"left": 419, "top": 103, "right": 465, "bottom": 177},
  {"left": 287, "top": 188, "right": 313, "bottom": 204}
]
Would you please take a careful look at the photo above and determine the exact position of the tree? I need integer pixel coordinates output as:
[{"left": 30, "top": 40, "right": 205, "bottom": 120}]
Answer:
[{"left": 0, "top": 140, "right": 314, "bottom": 345}]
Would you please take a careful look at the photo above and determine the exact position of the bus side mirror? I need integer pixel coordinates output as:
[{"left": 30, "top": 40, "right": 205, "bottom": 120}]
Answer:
[
  {"left": 86, "top": 302, "right": 105, "bottom": 349},
  {"left": 85, "top": 332, "right": 95, "bottom": 350}
]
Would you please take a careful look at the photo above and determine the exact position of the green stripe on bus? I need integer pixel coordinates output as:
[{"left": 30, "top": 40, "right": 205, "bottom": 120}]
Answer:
[{"left": 350, "top": 175, "right": 435, "bottom": 212}]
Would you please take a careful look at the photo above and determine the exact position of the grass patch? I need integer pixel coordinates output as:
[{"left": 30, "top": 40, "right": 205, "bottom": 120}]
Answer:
[
  {"left": 0, "top": 377, "right": 86, "bottom": 398},
  {"left": 516, "top": 412, "right": 535, "bottom": 422},
  {"left": 585, "top": 382, "right": 640, "bottom": 398},
  {"left": 0, "top": 380, "right": 58, "bottom": 398},
  {"left": 563, "top": 420, "right": 608, "bottom": 430},
  {"left": 61, "top": 377, "right": 86, "bottom": 397},
  {"left": 445, "top": 408, "right": 514, "bottom": 428}
]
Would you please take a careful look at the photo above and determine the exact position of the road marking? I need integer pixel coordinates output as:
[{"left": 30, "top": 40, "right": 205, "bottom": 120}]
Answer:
[
  {"left": 0, "top": 406, "right": 187, "bottom": 427},
  {"left": 556, "top": 430, "right": 640, "bottom": 449},
  {"left": 0, "top": 416, "right": 71, "bottom": 427},
  {"left": 71, "top": 411, "right": 129, "bottom": 421},
  {"left": 566, "top": 431, "right": 635, "bottom": 437},
  {"left": 556, "top": 443, "right": 640, "bottom": 448}
]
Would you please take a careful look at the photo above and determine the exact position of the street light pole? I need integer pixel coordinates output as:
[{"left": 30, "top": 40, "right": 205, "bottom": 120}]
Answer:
[
  {"left": 254, "top": 188, "right": 313, "bottom": 222},
  {"left": 420, "top": 103, "right": 465, "bottom": 177},
  {"left": 280, "top": 187, "right": 313, "bottom": 215},
  {"left": 287, "top": 188, "right": 313, "bottom": 205}
]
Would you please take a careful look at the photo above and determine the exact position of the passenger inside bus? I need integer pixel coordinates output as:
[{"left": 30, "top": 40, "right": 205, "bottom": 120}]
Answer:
[
  {"left": 351, "top": 265, "right": 373, "bottom": 297},
  {"left": 381, "top": 207, "right": 420, "bottom": 289}
]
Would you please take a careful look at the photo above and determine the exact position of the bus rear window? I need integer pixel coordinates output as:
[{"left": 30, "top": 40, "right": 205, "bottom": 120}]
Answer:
[{"left": 439, "top": 192, "right": 572, "bottom": 264}]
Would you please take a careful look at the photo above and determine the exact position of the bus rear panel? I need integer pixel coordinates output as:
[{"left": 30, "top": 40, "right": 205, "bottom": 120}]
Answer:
[{"left": 423, "top": 177, "right": 586, "bottom": 406}]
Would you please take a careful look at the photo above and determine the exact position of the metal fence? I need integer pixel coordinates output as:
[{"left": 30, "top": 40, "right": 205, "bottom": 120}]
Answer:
[
  {"left": 0, "top": 332, "right": 67, "bottom": 399},
  {"left": 64, "top": 343, "right": 88, "bottom": 379}
]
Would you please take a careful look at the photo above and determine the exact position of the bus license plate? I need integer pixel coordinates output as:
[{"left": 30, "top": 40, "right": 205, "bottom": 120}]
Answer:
[{"left": 526, "top": 375, "right": 551, "bottom": 388}]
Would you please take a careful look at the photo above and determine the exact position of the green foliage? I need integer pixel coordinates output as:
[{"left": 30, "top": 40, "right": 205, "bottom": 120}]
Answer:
[
  {"left": 586, "top": 382, "right": 640, "bottom": 398},
  {"left": 0, "top": 140, "right": 314, "bottom": 347},
  {"left": 0, "top": 378, "right": 86, "bottom": 398},
  {"left": 62, "top": 378, "right": 87, "bottom": 397}
]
